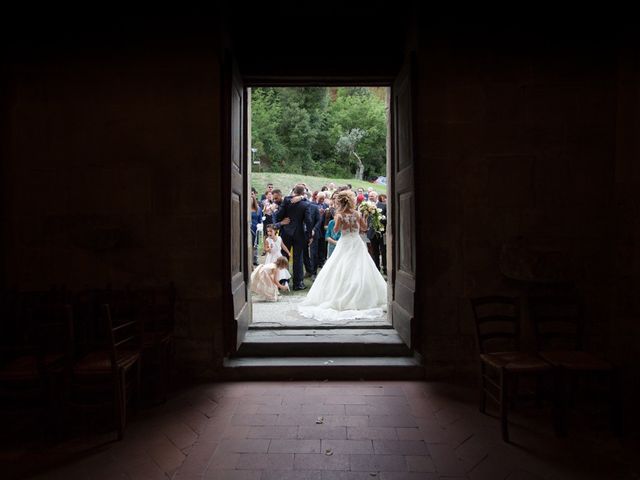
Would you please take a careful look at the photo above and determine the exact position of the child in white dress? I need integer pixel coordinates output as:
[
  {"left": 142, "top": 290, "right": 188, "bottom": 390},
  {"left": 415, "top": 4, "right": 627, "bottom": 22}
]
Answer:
[
  {"left": 264, "top": 224, "right": 291, "bottom": 285},
  {"left": 251, "top": 256, "right": 290, "bottom": 301}
]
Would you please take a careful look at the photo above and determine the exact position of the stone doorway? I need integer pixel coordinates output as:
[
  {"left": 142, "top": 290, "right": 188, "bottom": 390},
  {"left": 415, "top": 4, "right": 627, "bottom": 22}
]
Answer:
[
  {"left": 222, "top": 60, "right": 418, "bottom": 374},
  {"left": 247, "top": 86, "right": 393, "bottom": 352}
]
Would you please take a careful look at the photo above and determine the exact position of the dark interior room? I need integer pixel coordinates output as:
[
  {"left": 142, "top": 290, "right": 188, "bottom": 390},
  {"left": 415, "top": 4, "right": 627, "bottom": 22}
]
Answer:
[{"left": 1, "top": 2, "right": 639, "bottom": 479}]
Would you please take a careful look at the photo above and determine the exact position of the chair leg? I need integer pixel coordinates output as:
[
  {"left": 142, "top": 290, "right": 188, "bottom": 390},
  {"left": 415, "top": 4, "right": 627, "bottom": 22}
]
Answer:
[
  {"left": 135, "top": 360, "right": 141, "bottom": 412},
  {"left": 168, "top": 338, "right": 175, "bottom": 395},
  {"left": 114, "top": 373, "right": 124, "bottom": 441},
  {"left": 162, "top": 343, "right": 169, "bottom": 403},
  {"left": 479, "top": 363, "right": 486, "bottom": 414},
  {"left": 122, "top": 369, "right": 129, "bottom": 439},
  {"left": 499, "top": 367, "right": 509, "bottom": 442}
]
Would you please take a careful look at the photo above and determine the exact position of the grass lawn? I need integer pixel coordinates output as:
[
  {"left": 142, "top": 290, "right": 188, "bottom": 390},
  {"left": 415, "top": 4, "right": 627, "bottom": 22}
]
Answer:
[{"left": 252, "top": 172, "right": 386, "bottom": 196}]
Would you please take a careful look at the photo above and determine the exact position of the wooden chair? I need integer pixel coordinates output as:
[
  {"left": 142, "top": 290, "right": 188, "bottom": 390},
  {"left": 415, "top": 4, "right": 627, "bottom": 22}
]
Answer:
[
  {"left": 134, "top": 282, "right": 176, "bottom": 403},
  {"left": 529, "top": 294, "right": 620, "bottom": 436},
  {"left": 69, "top": 288, "right": 141, "bottom": 440},
  {"left": 470, "top": 296, "right": 552, "bottom": 442}
]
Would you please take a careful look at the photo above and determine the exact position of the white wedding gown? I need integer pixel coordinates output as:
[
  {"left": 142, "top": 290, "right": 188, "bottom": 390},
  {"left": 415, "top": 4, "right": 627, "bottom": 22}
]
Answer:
[{"left": 298, "top": 213, "right": 387, "bottom": 321}]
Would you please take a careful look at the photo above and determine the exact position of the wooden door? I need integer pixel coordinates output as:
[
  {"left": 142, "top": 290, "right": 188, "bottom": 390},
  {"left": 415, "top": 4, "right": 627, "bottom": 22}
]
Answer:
[
  {"left": 389, "top": 55, "right": 417, "bottom": 348},
  {"left": 223, "top": 52, "right": 251, "bottom": 355}
]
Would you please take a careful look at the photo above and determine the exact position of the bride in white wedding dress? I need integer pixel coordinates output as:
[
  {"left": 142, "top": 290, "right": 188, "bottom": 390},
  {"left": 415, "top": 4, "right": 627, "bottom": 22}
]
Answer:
[{"left": 298, "top": 190, "right": 387, "bottom": 321}]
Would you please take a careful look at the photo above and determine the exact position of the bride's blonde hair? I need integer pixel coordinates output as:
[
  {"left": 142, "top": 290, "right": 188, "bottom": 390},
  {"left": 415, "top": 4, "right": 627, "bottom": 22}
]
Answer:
[{"left": 335, "top": 190, "right": 356, "bottom": 212}]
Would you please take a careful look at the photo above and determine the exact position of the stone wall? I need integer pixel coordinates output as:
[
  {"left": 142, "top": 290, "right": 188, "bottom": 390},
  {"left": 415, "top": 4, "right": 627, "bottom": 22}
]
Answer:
[
  {"left": 3, "top": 28, "right": 226, "bottom": 377},
  {"left": 610, "top": 42, "right": 640, "bottom": 424},
  {"left": 414, "top": 25, "right": 619, "bottom": 369}
]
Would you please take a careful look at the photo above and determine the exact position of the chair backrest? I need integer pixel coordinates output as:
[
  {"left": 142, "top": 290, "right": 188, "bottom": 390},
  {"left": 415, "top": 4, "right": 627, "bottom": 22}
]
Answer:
[
  {"left": 529, "top": 295, "right": 583, "bottom": 351},
  {"left": 98, "top": 288, "right": 142, "bottom": 368},
  {"left": 470, "top": 296, "right": 521, "bottom": 354},
  {"left": 99, "top": 304, "right": 140, "bottom": 372}
]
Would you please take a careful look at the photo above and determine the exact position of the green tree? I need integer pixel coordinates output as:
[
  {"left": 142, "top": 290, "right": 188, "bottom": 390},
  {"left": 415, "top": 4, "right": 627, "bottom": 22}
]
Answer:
[
  {"left": 275, "top": 88, "right": 327, "bottom": 174},
  {"left": 250, "top": 86, "right": 387, "bottom": 179},
  {"left": 335, "top": 128, "right": 367, "bottom": 180},
  {"left": 251, "top": 88, "right": 286, "bottom": 171},
  {"left": 326, "top": 87, "right": 387, "bottom": 179}
]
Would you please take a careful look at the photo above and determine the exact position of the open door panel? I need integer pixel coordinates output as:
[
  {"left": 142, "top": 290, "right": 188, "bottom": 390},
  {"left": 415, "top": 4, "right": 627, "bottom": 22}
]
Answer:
[
  {"left": 223, "top": 51, "right": 251, "bottom": 355},
  {"left": 389, "top": 54, "right": 417, "bottom": 349}
]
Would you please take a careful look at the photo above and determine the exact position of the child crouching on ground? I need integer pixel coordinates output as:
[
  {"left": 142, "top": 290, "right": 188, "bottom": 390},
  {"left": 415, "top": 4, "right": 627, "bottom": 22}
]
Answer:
[{"left": 250, "top": 256, "right": 290, "bottom": 301}]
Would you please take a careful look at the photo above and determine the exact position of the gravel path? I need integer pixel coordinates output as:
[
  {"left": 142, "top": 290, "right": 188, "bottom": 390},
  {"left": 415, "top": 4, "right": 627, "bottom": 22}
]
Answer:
[{"left": 251, "top": 290, "right": 389, "bottom": 328}]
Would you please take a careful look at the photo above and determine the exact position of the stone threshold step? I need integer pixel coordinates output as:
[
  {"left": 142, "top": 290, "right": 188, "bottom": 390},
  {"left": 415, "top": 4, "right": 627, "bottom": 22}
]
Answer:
[
  {"left": 243, "top": 328, "right": 406, "bottom": 342},
  {"left": 237, "top": 329, "right": 411, "bottom": 357},
  {"left": 222, "top": 356, "right": 424, "bottom": 380},
  {"left": 249, "top": 323, "right": 393, "bottom": 330}
]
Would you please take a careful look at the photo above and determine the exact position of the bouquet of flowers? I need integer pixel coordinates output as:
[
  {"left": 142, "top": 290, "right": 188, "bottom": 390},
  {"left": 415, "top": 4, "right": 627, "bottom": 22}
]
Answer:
[{"left": 358, "top": 200, "right": 386, "bottom": 234}]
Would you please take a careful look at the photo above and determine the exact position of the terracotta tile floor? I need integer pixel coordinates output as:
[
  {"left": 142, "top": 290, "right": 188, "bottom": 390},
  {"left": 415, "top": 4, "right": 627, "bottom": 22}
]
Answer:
[{"left": 4, "top": 380, "right": 639, "bottom": 479}]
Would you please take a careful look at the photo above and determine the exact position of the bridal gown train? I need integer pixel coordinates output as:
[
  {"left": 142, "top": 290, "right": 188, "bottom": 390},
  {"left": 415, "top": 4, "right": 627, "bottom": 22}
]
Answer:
[{"left": 298, "top": 216, "right": 387, "bottom": 321}]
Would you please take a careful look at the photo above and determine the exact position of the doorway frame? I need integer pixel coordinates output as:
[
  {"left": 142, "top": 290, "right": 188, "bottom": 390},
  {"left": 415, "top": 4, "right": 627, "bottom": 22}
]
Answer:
[{"left": 222, "top": 67, "right": 418, "bottom": 358}]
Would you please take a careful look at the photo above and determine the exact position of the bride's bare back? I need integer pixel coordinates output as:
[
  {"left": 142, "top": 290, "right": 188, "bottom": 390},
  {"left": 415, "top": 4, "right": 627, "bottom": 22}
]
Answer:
[{"left": 334, "top": 210, "right": 367, "bottom": 233}]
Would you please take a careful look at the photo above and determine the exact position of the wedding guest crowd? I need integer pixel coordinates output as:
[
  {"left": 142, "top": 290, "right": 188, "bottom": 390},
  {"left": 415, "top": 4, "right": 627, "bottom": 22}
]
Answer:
[{"left": 253, "top": 181, "right": 388, "bottom": 291}]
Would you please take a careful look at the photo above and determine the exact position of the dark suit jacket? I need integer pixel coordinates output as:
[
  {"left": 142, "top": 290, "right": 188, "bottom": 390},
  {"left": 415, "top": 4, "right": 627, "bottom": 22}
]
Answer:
[
  {"left": 309, "top": 202, "right": 326, "bottom": 236},
  {"left": 274, "top": 196, "right": 315, "bottom": 240},
  {"left": 367, "top": 201, "right": 387, "bottom": 240}
]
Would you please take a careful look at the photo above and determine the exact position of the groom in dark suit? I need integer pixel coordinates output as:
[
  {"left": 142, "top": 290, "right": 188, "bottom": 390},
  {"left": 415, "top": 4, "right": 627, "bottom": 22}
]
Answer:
[{"left": 274, "top": 184, "right": 315, "bottom": 290}]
